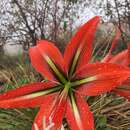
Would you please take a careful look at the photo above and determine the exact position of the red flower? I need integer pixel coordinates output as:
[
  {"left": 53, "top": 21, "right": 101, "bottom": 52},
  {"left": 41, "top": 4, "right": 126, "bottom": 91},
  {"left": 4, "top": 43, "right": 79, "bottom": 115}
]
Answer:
[
  {"left": 102, "top": 29, "right": 130, "bottom": 100},
  {"left": 0, "top": 16, "right": 130, "bottom": 130},
  {"left": 102, "top": 29, "right": 130, "bottom": 65}
]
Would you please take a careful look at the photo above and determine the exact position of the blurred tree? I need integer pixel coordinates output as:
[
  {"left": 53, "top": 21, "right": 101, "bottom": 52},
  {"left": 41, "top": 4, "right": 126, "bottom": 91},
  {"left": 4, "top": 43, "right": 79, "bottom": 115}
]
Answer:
[
  {"left": 0, "top": 0, "right": 80, "bottom": 51},
  {"left": 65, "top": 0, "right": 78, "bottom": 3},
  {"left": 99, "top": 0, "right": 130, "bottom": 35},
  {"left": 0, "top": 0, "right": 107, "bottom": 51}
]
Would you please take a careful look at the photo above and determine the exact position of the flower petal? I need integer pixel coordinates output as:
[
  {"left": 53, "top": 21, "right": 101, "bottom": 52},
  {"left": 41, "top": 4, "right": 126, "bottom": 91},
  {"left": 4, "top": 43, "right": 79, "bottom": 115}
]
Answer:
[
  {"left": 66, "top": 93, "right": 94, "bottom": 130},
  {"left": 0, "top": 92, "right": 58, "bottom": 108},
  {"left": 122, "top": 79, "right": 130, "bottom": 86},
  {"left": 32, "top": 93, "right": 57, "bottom": 130},
  {"left": 0, "top": 82, "right": 60, "bottom": 108},
  {"left": 32, "top": 91, "right": 68, "bottom": 130},
  {"left": 73, "top": 63, "right": 130, "bottom": 96},
  {"left": 112, "top": 79, "right": 130, "bottom": 100},
  {"left": 108, "top": 50, "right": 128, "bottom": 65},
  {"left": 112, "top": 89, "right": 130, "bottom": 100},
  {"left": 29, "top": 40, "right": 66, "bottom": 83},
  {"left": 109, "top": 43, "right": 130, "bottom": 66},
  {"left": 108, "top": 28, "right": 121, "bottom": 54},
  {"left": 102, "top": 28, "right": 121, "bottom": 62},
  {"left": 64, "top": 16, "right": 100, "bottom": 77},
  {"left": 0, "top": 82, "right": 55, "bottom": 100}
]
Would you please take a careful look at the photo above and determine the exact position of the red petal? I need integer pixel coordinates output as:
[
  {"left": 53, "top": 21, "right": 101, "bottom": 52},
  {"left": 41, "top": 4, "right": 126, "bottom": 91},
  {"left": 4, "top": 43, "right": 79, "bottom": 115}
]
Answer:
[
  {"left": 112, "top": 89, "right": 130, "bottom": 100},
  {"left": 109, "top": 43, "right": 130, "bottom": 66},
  {"left": 32, "top": 90, "right": 68, "bottom": 130},
  {"left": 0, "top": 82, "right": 58, "bottom": 108},
  {"left": 127, "top": 44, "right": 130, "bottom": 64},
  {"left": 109, "top": 50, "right": 128, "bottom": 65},
  {"left": 29, "top": 40, "right": 66, "bottom": 82},
  {"left": 66, "top": 94, "right": 94, "bottom": 130},
  {"left": 64, "top": 16, "right": 100, "bottom": 76},
  {"left": 0, "top": 92, "right": 57, "bottom": 108},
  {"left": 76, "top": 78, "right": 123, "bottom": 96},
  {"left": 74, "top": 63, "right": 130, "bottom": 79},
  {"left": 102, "top": 28, "right": 121, "bottom": 62},
  {"left": 0, "top": 82, "right": 55, "bottom": 100},
  {"left": 109, "top": 28, "right": 121, "bottom": 54},
  {"left": 122, "top": 79, "right": 130, "bottom": 86},
  {"left": 112, "top": 79, "right": 130, "bottom": 100},
  {"left": 74, "top": 63, "right": 130, "bottom": 96}
]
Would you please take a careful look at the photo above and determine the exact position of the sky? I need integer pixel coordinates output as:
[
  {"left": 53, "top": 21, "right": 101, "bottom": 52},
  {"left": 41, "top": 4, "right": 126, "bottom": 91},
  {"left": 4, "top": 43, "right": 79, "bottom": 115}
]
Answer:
[{"left": 74, "top": 0, "right": 105, "bottom": 26}]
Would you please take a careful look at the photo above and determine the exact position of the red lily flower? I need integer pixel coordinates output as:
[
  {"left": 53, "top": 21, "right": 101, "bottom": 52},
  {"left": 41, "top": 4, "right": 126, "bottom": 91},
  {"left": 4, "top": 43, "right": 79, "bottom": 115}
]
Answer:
[
  {"left": 102, "top": 29, "right": 130, "bottom": 66},
  {"left": 102, "top": 29, "right": 130, "bottom": 100},
  {"left": 0, "top": 16, "right": 130, "bottom": 130}
]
